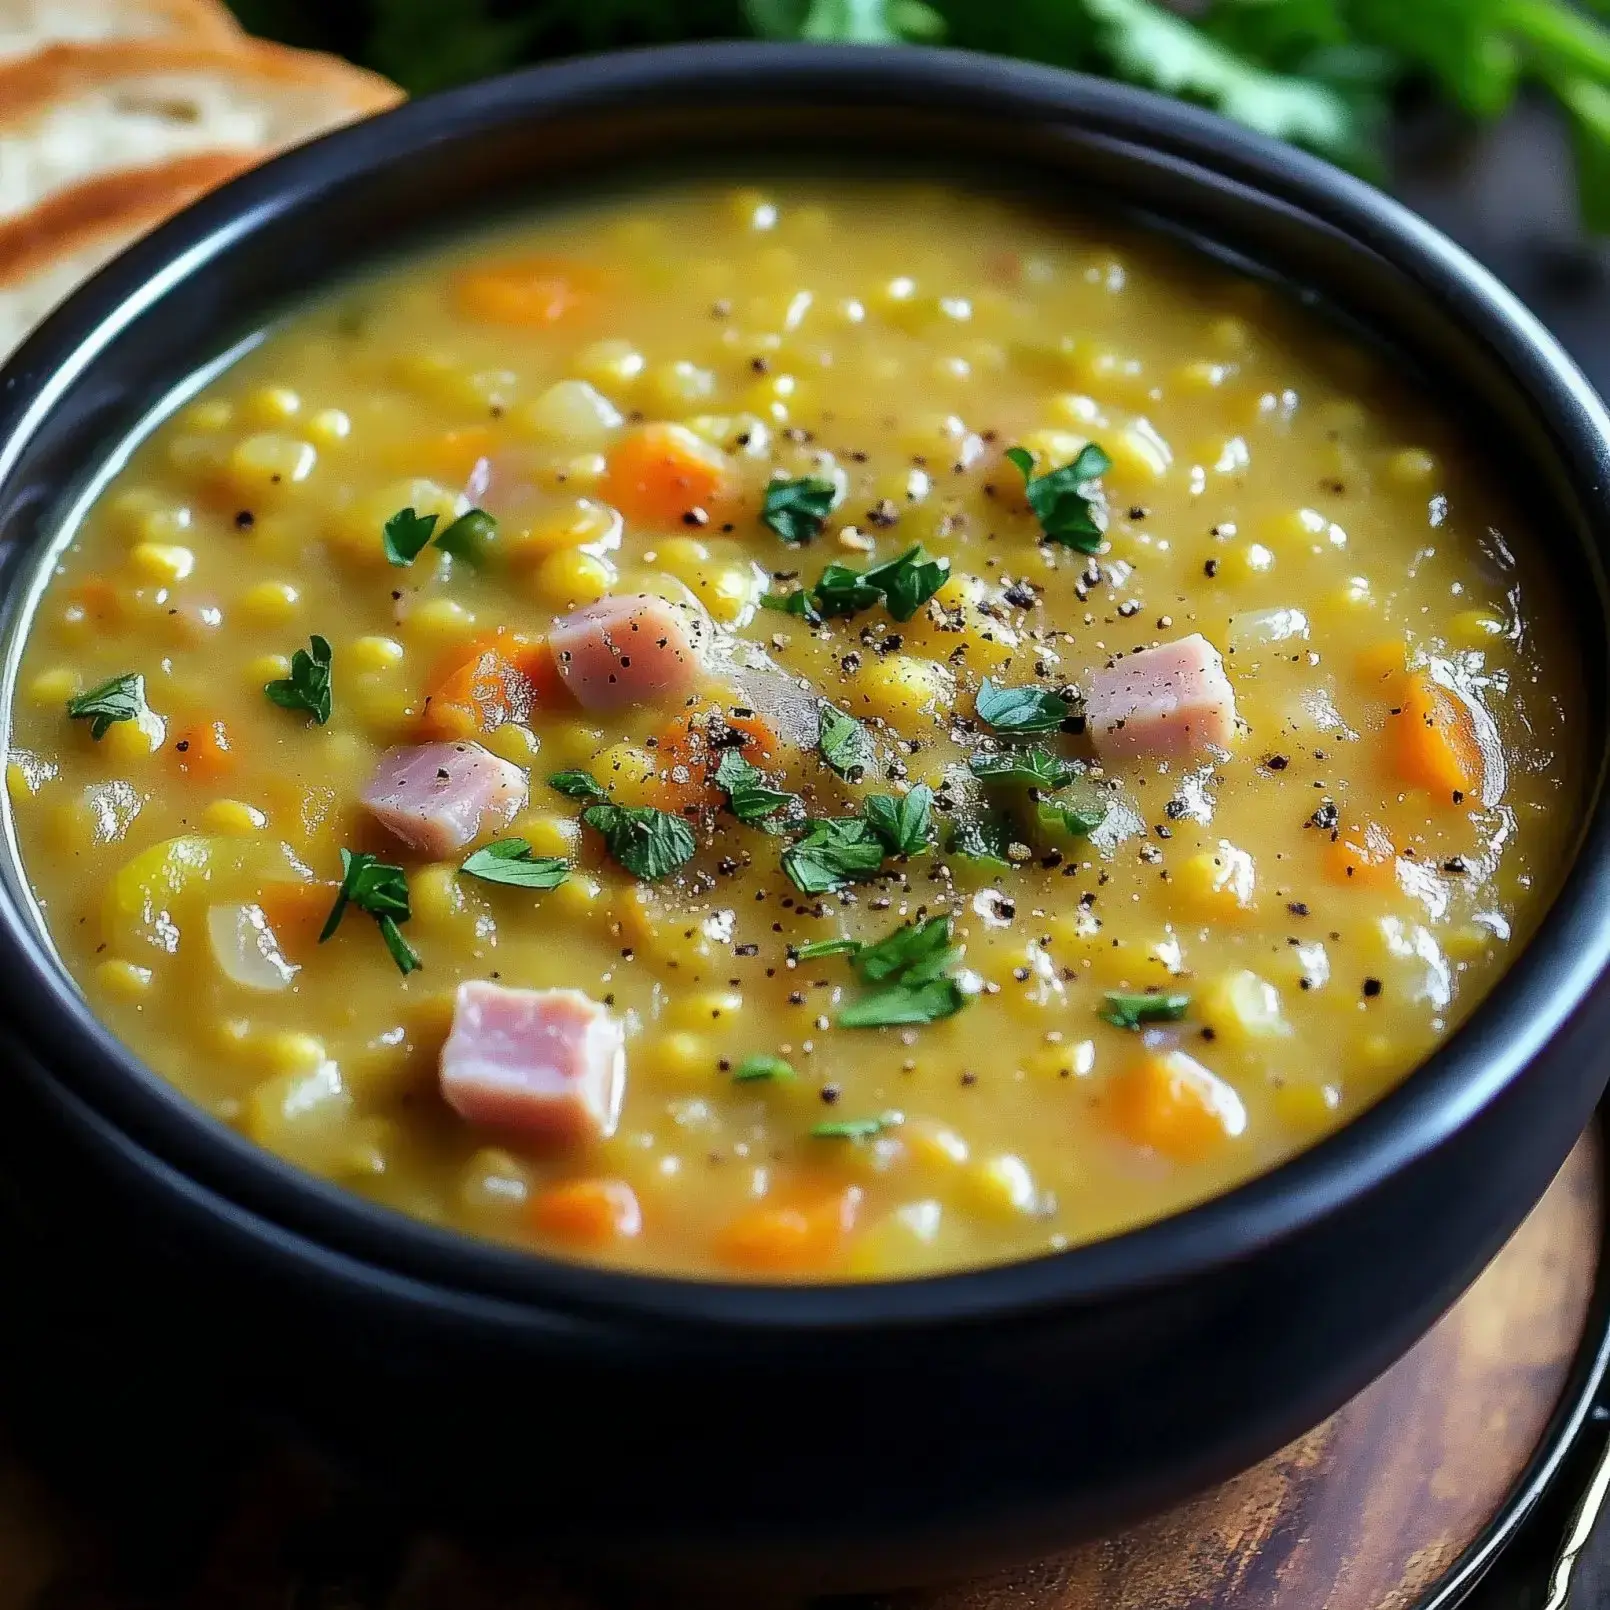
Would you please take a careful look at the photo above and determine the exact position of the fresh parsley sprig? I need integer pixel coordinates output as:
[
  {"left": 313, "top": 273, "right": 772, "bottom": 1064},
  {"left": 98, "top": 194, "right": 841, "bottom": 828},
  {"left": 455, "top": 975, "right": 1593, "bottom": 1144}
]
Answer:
[
  {"left": 974, "top": 677, "right": 1070, "bottom": 735},
  {"left": 1006, "top": 444, "right": 1112, "bottom": 552},
  {"left": 321, "top": 848, "right": 420, "bottom": 975},
  {"left": 264, "top": 635, "right": 333, "bottom": 725},
  {"left": 968, "top": 748, "right": 1079, "bottom": 790},
  {"left": 460, "top": 838, "right": 569, "bottom": 889},
  {"left": 549, "top": 769, "right": 608, "bottom": 802},
  {"left": 776, "top": 546, "right": 951, "bottom": 624},
  {"left": 384, "top": 505, "right": 498, "bottom": 567},
  {"left": 863, "top": 784, "right": 934, "bottom": 857},
  {"left": 817, "top": 704, "right": 874, "bottom": 781},
  {"left": 762, "top": 476, "right": 838, "bottom": 544},
  {"left": 65, "top": 672, "right": 145, "bottom": 739},
  {"left": 781, "top": 816, "right": 886, "bottom": 895},
  {"left": 712, "top": 748, "right": 798, "bottom": 825},
  {"left": 582, "top": 802, "right": 698, "bottom": 882},
  {"left": 1100, "top": 990, "right": 1191, "bottom": 1030}
]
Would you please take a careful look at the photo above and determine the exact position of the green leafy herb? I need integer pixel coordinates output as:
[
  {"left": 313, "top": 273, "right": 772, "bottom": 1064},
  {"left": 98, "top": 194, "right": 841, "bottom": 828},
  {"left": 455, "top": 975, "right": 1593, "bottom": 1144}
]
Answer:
[
  {"left": 434, "top": 507, "right": 497, "bottom": 563},
  {"left": 65, "top": 672, "right": 144, "bottom": 739},
  {"left": 264, "top": 635, "right": 333, "bottom": 725},
  {"left": 581, "top": 803, "right": 698, "bottom": 882},
  {"left": 1037, "top": 796, "right": 1109, "bottom": 839},
  {"left": 712, "top": 748, "right": 798, "bottom": 824},
  {"left": 320, "top": 848, "right": 420, "bottom": 976},
  {"left": 1100, "top": 989, "right": 1192, "bottom": 1030},
  {"left": 975, "top": 677, "right": 1070, "bottom": 736},
  {"left": 762, "top": 476, "right": 838, "bottom": 544},
  {"left": 947, "top": 810, "right": 1014, "bottom": 867},
  {"left": 859, "top": 546, "right": 951, "bottom": 621},
  {"left": 838, "top": 977, "right": 966, "bottom": 1027},
  {"left": 459, "top": 838, "right": 569, "bottom": 889},
  {"left": 548, "top": 770, "right": 608, "bottom": 802},
  {"left": 748, "top": 0, "right": 943, "bottom": 45},
  {"left": 811, "top": 561, "right": 886, "bottom": 619},
  {"left": 817, "top": 704, "right": 875, "bottom": 780},
  {"left": 761, "top": 588, "right": 823, "bottom": 625},
  {"left": 791, "top": 936, "right": 862, "bottom": 962},
  {"left": 863, "top": 783, "right": 934, "bottom": 857},
  {"left": 734, "top": 1053, "right": 796, "bottom": 1082},
  {"left": 968, "top": 748, "right": 1079, "bottom": 790},
  {"left": 1005, "top": 443, "right": 1112, "bottom": 552},
  {"left": 781, "top": 817, "right": 887, "bottom": 895},
  {"left": 382, "top": 506, "right": 439, "bottom": 566},
  {"left": 811, "top": 1111, "right": 903, "bottom": 1139}
]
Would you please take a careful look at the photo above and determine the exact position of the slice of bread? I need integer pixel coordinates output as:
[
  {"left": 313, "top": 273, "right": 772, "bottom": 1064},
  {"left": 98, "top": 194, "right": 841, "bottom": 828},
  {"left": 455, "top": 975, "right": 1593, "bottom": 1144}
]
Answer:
[
  {"left": 0, "top": 0, "right": 240, "bottom": 65},
  {"left": 0, "top": 38, "right": 403, "bottom": 222}
]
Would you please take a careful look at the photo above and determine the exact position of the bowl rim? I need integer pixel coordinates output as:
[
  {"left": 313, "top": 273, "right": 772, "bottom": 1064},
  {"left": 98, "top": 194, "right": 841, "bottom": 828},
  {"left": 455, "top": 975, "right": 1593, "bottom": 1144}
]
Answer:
[{"left": 2, "top": 39, "right": 1609, "bottom": 1334}]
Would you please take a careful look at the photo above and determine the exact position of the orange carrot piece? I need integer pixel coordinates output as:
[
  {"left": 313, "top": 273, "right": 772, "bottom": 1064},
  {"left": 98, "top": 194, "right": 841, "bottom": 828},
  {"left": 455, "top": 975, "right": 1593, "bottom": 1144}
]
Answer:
[
  {"left": 454, "top": 258, "right": 602, "bottom": 327},
  {"left": 604, "top": 423, "right": 735, "bottom": 529},
  {"left": 1392, "top": 671, "right": 1483, "bottom": 801},
  {"left": 1106, "top": 1050, "right": 1245, "bottom": 1164},
  {"left": 531, "top": 1178, "right": 643, "bottom": 1246},
  {"left": 649, "top": 706, "right": 783, "bottom": 812},
  {"left": 170, "top": 719, "right": 234, "bottom": 780},
  {"left": 418, "top": 629, "right": 568, "bottom": 739},
  {"left": 1323, "top": 820, "right": 1398, "bottom": 890},
  {"left": 715, "top": 1186, "right": 862, "bottom": 1274},
  {"left": 67, "top": 577, "right": 121, "bottom": 625},
  {"left": 390, "top": 425, "right": 502, "bottom": 484},
  {"left": 257, "top": 880, "right": 339, "bottom": 961}
]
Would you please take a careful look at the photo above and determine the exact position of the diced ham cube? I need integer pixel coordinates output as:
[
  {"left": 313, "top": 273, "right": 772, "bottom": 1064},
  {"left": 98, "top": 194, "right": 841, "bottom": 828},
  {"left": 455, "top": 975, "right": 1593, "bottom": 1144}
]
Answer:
[
  {"left": 361, "top": 741, "right": 527, "bottom": 857},
  {"left": 1087, "top": 633, "right": 1238, "bottom": 760},
  {"left": 547, "top": 593, "right": 706, "bottom": 712},
  {"left": 440, "top": 982, "right": 625, "bottom": 1143}
]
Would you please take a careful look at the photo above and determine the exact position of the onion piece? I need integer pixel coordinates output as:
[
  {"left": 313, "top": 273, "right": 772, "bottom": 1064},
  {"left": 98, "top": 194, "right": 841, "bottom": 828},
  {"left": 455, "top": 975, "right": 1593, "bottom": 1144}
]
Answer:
[{"left": 207, "top": 902, "right": 297, "bottom": 992}]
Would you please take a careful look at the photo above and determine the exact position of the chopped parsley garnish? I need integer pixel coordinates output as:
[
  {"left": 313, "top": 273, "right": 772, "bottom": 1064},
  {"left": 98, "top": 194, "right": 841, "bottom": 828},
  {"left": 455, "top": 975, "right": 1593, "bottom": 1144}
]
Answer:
[
  {"left": 863, "top": 783, "right": 934, "bottom": 857},
  {"left": 384, "top": 504, "right": 497, "bottom": 567},
  {"left": 947, "top": 810, "right": 1014, "bottom": 866},
  {"left": 817, "top": 704, "right": 874, "bottom": 781},
  {"left": 760, "top": 587, "right": 823, "bottom": 625},
  {"left": 582, "top": 802, "right": 698, "bottom": 882},
  {"left": 834, "top": 915, "right": 970, "bottom": 1028},
  {"left": 838, "top": 977, "right": 966, "bottom": 1027},
  {"left": 66, "top": 672, "right": 144, "bottom": 739},
  {"left": 1100, "top": 990, "right": 1191, "bottom": 1030},
  {"left": 968, "top": 748, "right": 1079, "bottom": 790},
  {"left": 812, "top": 1112, "right": 901, "bottom": 1140},
  {"left": 791, "top": 937, "right": 861, "bottom": 962},
  {"left": 263, "top": 635, "right": 333, "bottom": 725},
  {"left": 548, "top": 769, "right": 608, "bottom": 802},
  {"left": 320, "top": 848, "right": 420, "bottom": 975},
  {"left": 761, "top": 476, "right": 837, "bottom": 544},
  {"left": 1005, "top": 442, "right": 1112, "bottom": 552},
  {"left": 712, "top": 748, "right": 798, "bottom": 825},
  {"left": 1037, "top": 796, "right": 1108, "bottom": 838},
  {"left": 382, "top": 506, "right": 439, "bottom": 566},
  {"left": 459, "top": 838, "right": 569, "bottom": 889},
  {"left": 781, "top": 816, "right": 886, "bottom": 895},
  {"left": 734, "top": 1054, "right": 795, "bottom": 1083},
  {"left": 974, "top": 676, "right": 1069, "bottom": 735},
  {"left": 433, "top": 507, "right": 496, "bottom": 563},
  {"left": 794, "top": 546, "right": 951, "bottom": 623},
  {"left": 854, "top": 914, "right": 955, "bottom": 984}
]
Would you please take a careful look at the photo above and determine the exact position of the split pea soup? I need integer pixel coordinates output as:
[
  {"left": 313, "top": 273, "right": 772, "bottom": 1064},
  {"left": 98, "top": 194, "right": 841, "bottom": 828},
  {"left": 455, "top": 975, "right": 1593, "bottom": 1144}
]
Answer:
[{"left": 6, "top": 179, "right": 1584, "bottom": 1281}]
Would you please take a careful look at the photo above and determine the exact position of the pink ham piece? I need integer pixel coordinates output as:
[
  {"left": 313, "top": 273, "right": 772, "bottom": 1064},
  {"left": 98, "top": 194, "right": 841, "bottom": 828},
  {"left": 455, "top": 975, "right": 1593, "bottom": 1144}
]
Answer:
[
  {"left": 1086, "top": 634, "right": 1239, "bottom": 760},
  {"left": 440, "top": 982, "right": 625, "bottom": 1142},
  {"left": 361, "top": 741, "right": 527, "bottom": 857},
  {"left": 547, "top": 593, "right": 705, "bottom": 712}
]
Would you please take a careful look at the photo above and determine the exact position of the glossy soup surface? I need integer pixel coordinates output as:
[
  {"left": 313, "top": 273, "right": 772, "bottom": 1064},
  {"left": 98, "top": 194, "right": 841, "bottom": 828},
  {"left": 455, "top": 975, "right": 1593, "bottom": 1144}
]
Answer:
[{"left": 6, "top": 180, "right": 1584, "bottom": 1279}]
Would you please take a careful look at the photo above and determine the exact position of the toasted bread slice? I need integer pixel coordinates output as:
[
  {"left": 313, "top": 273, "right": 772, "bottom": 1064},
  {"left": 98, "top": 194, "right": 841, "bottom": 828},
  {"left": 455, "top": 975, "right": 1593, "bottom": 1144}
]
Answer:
[
  {"left": 0, "top": 149, "right": 256, "bottom": 356},
  {"left": 0, "top": 0, "right": 240, "bottom": 64},
  {"left": 0, "top": 38, "right": 403, "bottom": 222}
]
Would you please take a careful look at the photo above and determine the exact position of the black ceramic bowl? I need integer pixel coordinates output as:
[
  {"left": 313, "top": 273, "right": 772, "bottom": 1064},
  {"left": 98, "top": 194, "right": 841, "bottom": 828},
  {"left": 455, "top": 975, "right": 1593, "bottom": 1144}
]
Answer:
[{"left": 0, "top": 42, "right": 1607, "bottom": 1593}]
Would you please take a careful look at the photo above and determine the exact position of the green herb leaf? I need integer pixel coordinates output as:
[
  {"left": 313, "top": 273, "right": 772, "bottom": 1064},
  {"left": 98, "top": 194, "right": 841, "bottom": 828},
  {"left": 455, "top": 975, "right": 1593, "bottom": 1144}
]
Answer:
[
  {"left": 734, "top": 1053, "right": 796, "bottom": 1082},
  {"left": 1037, "top": 796, "right": 1108, "bottom": 839},
  {"left": 948, "top": 810, "right": 1014, "bottom": 867},
  {"left": 810, "top": 1111, "right": 903, "bottom": 1139},
  {"left": 1005, "top": 443, "right": 1112, "bottom": 552},
  {"left": 582, "top": 803, "right": 698, "bottom": 882},
  {"left": 460, "top": 838, "right": 569, "bottom": 889},
  {"left": 382, "top": 506, "right": 439, "bottom": 567},
  {"left": 321, "top": 848, "right": 418, "bottom": 975},
  {"left": 859, "top": 546, "right": 951, "bottom": 621},
  {"left": 791, "top": 936, "right": 862, "bottom": 962},
  {"left": 1099, "top": 989, "right": 1191, "bottom": 1030},
  {"left": 434, "top": 507, "right": 496, "bottom": 563},
  {"left": 968, "top": 748, "right": 1080, "bottom": 790},
  {"left": 853, "top": 914, "right": 954, "bottom": 984},
  {"left": 746, "top": 0, "right": 944, "bottom": 46},
  {"left": 781, "top": 817, "right": 886, "bottom": 895},
  {"left": 712, "top": 747, "right": 798, "bottom": 824},
  {"left": 975, "top": 677, "right": 1070, "bottom": 736},
  {"left": 548, "top": 770, "right": 608, "bottom": 802},
  {"left": 264, "top": 635, "right": 333, "bottom": 725},
  {"left": 818, "top": 704, "right": 874, "bottom": 780},
  {"left": 863, "top": 783, "right": 934, "bottom": 857},
  {"left": 839, "top": 977, "right": 966, "bottom": 1027},
  {"left": 762, "top": 476, "right": 837, "bottom": 544},
  {"left": 811, "top": 561, "right": 886, "bottom": 619},
  {"left": 66, "top": 672, "right": 144, "bottom": 740},
  {"left": 761, "top": 588, "right": 823, "bottom": 625}
]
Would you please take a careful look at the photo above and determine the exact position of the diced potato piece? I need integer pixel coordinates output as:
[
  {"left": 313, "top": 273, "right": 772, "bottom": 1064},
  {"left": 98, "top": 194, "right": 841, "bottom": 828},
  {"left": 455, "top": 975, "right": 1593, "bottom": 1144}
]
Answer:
[{"left": 1199, "top": 970, "right": 1291, "bottom": 1045}]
